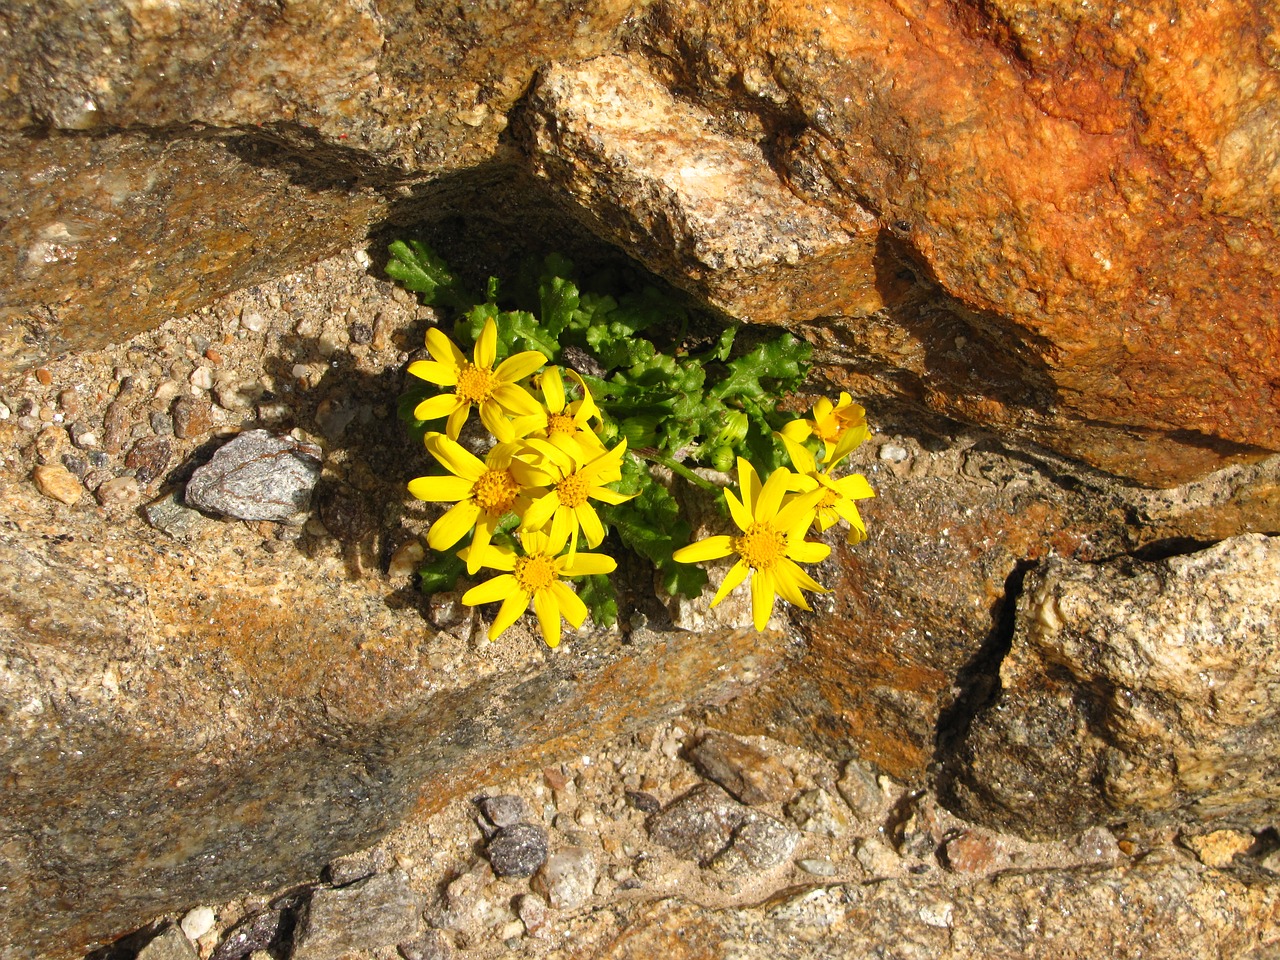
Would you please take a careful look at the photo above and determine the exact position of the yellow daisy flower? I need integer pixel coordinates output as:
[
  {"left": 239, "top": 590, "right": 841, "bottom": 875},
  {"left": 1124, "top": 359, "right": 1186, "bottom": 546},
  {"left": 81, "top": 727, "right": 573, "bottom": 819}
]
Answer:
[
  {"left": 779, "top": 392, "right": 869, "bottom": 467},
  {"left": 517, "top": 366, "right": 606, "bottom": 460},
  {"left": 779, "top": 434, "right": 875, "bottom": 544},
  {"left": 406, "top": 317, "right": 546, "bottom": 442},
  {"left": 409, "top": 433, "right": 544, "bottom": 573},
  {"left": 460, "top": 529, "right": 617, "bottom": 647},
  {"left": 516, "top": 438, "right": 634, "bottom": 556},
  {"left": 672, "top": 458, "right": 830, "bottom": 631}
]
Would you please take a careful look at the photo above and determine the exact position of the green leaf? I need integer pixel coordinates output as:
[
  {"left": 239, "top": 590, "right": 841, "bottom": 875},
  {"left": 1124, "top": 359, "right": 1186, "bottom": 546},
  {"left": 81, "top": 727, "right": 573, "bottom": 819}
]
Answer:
[
  {"left": 418, "top": 551, "right": 466, "bottom": 595},
  {"left": 604, "top": 457, "right": 708, "bottom": 599},
  {"left": 386, "top": 240, "right": 473, "bottom": 309},
  {"left": 708, "top": 333, "right": 812, "bottom": 404},
  {"left": 577, "top": 574, "right": 618, "bottom": 629}
]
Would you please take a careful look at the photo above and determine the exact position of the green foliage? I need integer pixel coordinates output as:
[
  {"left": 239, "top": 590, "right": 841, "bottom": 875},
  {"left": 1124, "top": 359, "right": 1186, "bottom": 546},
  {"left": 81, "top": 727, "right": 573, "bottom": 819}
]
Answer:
[{"left": 387, "top": 239, "right": 812, "bottom": 626}]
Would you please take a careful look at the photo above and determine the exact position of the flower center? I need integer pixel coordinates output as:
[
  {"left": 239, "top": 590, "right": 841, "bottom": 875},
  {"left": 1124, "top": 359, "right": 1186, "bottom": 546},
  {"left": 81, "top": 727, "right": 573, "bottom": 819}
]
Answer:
[
  {"left": 734, "top": 521, "right": 787, "bottom": 571},
  {"left": 817, "top": 485, "right": 839, "bottom": 510},
  {"left": 555, "top": 470, "right": 591, "bottom": 508},
  {"left": 472, "top": 467, "right": 520, "bottom": 516},
  {"left": 514, "top": 554, "right": 557, "bottom": 593},
  {"left": 456, "top": 362, "right": 497, "bottom": 404},
  {"left": 546, "top": 412, "right": 577, "bottom": 437}
]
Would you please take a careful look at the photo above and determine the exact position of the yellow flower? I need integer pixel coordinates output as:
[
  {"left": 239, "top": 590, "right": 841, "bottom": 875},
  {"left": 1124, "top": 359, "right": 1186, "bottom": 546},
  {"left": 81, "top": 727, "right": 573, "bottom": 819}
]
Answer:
[
  {"left": 779, "top": 433, "right": 875, "bottom": 544},
  {"left": 672, "top": 458, "right": 830, "bottom": 631},
  {"left": 408, "top": 433, "right": 543, "bottom": 572},
  {"left": 779, "top": 392, "right": 868, "bottom": 467},
  {"left": 460, "top": 529, "right": 617, "bottom": 647},
  {"left": 406, "top": 317, "right": 546, "bottom": 442},
  {"left": 517, "top": 366, "right": 606, "bottom": 460},
  {"left": 516, "top": 438, "right": 634, "bottom": 556}
]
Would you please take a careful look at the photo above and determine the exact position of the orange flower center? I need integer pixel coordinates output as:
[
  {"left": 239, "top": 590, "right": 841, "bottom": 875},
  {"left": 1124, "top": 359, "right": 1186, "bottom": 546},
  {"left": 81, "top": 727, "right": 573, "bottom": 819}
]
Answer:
[
  {"left": 555, "top": 471, "right": 591, "bottom": 508},
  {"left": 514, "top": 554, "right": 557, "bottom": 592},
  {"left": 734, "top": 521, "right": 787, "bottom": 571},
  {"left": 456, "top": 361, "right": 497, "bottom": 404},
  {"left": 547, "top": 412, "right": 577, "bottom": 437},
  {"left": 472, "top": 467, "right": 520, "bottom": 516}
]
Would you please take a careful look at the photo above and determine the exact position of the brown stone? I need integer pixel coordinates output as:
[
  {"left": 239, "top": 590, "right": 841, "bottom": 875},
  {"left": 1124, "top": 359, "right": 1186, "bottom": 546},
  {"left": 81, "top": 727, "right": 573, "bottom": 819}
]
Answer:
[
  {"left": 31, "top": 462, "right": 83, "bottom": 505},
  {"left": 686, "top": 731, "right": 795, "bottom": 805}
]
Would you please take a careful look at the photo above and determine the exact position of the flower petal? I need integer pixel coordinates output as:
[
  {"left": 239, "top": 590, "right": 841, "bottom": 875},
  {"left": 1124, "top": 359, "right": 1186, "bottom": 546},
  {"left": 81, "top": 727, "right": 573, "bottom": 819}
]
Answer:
[
  {"left": 779, "top": 419, "right": 813, "bottom": 443},
  {"left": 559, "top": 551, "right": 618, "bottom": 577},
  {"left": 835, "top": 472, "right": 875, "bottom": 500},
  {"left": 710, "top": 559, "right": 750, "bottom": 607},
  {"left": 756, "top": 466, "right": 791, "bottom": 520},
  {"left": 446, "top": 403, "right": 471, "bottom": 440},
  {"left": 426, "top": 328, "right": 467, "bottom": 368},
  {"left": 479, "top": 400, "right": 516, "bottom": 442},
  {"left": 496, "top": 350, "right": 549, "bottom": 384},
  {"left": 736, "top": 458, "right": 763, "bottom": 513},
  {"left": 551, "top": 580, "right": 588, "bottom": 629},
  {"left": 539, "top": 366, "right": 566, "bottom": 412},
  {"left": 424, "top": 433, "right": 486, "bottom": 480},
  {"left": 772, "top": 562, "right": 813, "bottom": 611},
  {"left": 407, "top": 359, "right": 458, "bottom": 386},
  {"left": 672, "top": 535, "right": 735, "bottom": 564},
  {"left": 786, "top": 539, "right": 831, "bottom": 564},
  {"left": 474, "top": 317, "right": 498, "bottom": 369},
  {"left": 492, "top": 382, "right": 544, "bottom": 418},
  {"left": 588, "top": 484, "right": 634, "bottom": 506},
  {"left": 521, "top": 490, "right": 559, "bottom": 533},
  {"left": 427, "top": 500, "right": 482, "bottom": 550},
  {"left": 724, "top": 489, "right": 754, "bottom": 532},
  {"left": 532, "top": 588, "right": 562, "bottom": 648},
  {"left": 462, "top": 573, "right": 518, "bottom": 606},
  {"left": 778, "top": 433, "right": 817, "bottom": 474},
  {"left": 407, "top": 475, "right": 475, "bottom": 503},
  {"left": 774, "top": 486, "right": 824, "bottom": 532},
  {"left": 749, "top": 567, "right": 777, "bottom": 631},
  {"left": 463, "top": 539, "right": 517, "bottom": 572},
  {"left": 576, "top": 502, "right": 606, "bottom": 548},
  {"left": 414, "top": 392, "right": 463, "bottom": 423},
  {"left": 489, "top": 589, "right": 531, "bottom": 640},
  {"left": 779, "top": 557, "right": 827, "bottom": 594}
]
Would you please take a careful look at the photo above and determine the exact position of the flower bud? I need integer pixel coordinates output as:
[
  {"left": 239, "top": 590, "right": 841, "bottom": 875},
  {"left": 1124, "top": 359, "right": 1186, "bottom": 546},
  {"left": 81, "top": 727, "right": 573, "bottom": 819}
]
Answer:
[{"left": 712, "top": 411, "right": 749, "bottom": 447}]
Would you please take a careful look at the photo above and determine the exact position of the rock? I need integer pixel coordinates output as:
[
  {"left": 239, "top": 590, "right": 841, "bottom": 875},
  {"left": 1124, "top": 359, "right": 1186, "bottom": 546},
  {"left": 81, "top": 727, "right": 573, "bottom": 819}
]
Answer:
[
  {"left": 171, "top": 398, "right": 214, "bottom": 440},
  {"left": 485, "top": 823, "right": 549, "bottom": 879},
  {"left": 710, "top": 813, "right": 800, "bottom": 876},
  {"left": 624, "top": 790, "right": 661, "bottom": 814},
  {"left": 786, "top": 789, "right": 851, "bottom": 838},
  {"left": 836, "top": 761, "right": 889, "bottom": 821},
  {"left": 476, "top": 795, "right": 531, "bottom": 830},
  {"left": 184, "top": 429, "right": 322, "bottom": 524},
  {"left": 1182, "top": 830, "right": 1255, "bottom": 869},
  {"left": 943, "top": 831, "right": 1015, "bottom": 875},
  {"left": 516, "top": 894, "right": 549, "bottom": 939},
  {"left": 211, "top": 905, "right": 291, "bottom": 960},
  {"left": 325, "top": 848, "right": 387, "bottom": 887},
  {"left": 795, "top": 858, "right": 839, "bottom": 877},
  {"left": 945, "top": 535, "right": 1280, "bottom": 839},
  {"left": 136, "top": 925, "right": 198, "bottom": 960},
  {"left": 533, "top": 847, "right": 598, "bottom": 910},
  {"left": 179, "top": 906, "right": 216, "bottom": 942},
  {"left": 292, "top": 872, "right": 424, "bottom": 960},
  {"left": 31, "top": 462, "right": 82, "bottom": 504},
  {"left": 647, "top": 784, "right": 747, "bottom": 865},
  {"left": 686, "top": 731, "right": 795, "bottom": 805},
  {"left": 125, "top": 436, "right": 173, "bottom": 486},
  {"left": 143, "top": 490, "right": 216, "bottom": 541},
  {"left": 855, "top": 838, "right": 903, "bottom": 879},
  {"left": 96, "top": 475, "right": 141, "bottom": 508},
  {"left": 397, "top": 928, "right": 452, "bottom": 960}
]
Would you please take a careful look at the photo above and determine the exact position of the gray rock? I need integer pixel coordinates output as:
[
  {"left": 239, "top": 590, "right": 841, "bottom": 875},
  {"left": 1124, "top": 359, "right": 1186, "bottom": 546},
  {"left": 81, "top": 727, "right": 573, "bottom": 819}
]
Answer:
[
  {"left": 786, "top": 788, "right": 851, "bottom": 838},
  {"left": 184, "top": 429, "right": 322, "bottom": 524},
  {"left": 837, "top": 761, "right": 888, "bottom": 821},
  {"left": 397, "top": 928, "right": 451, "bottom": 960},
  {"left": 711, "top": 813, "right": 801, "bottom": 876},
  {"left": 647, "top": 784, "right": 747, "bottom": 865},
  {"left": 211, "top": 906, "right": 289, "bottom": 960},
  {"left": 137, "top": 926, "right": 198, "bottom": 960},
  {"left": 533, "top": 847, "right": 597, "bottom": 910},
  {"left": 946, "top": 535, "right": 1280, "bottom": 839},
  {"left": 292, "top": 872, "right": 424, "bottom": 960},
  {"left": 325, "top": 848, "right": 387, "bottom": 887},
  {"left": 476, "top": 794, "right": 530, "bottom": 829},
  {"left": 486, "top": 823, "right": 549, "bottom": 879},
  {"left": 143, "top": 490, "right": 217, "bottom": 541},
  {"left": 686, "top": 732, "right": 795, "bottom": 806}
]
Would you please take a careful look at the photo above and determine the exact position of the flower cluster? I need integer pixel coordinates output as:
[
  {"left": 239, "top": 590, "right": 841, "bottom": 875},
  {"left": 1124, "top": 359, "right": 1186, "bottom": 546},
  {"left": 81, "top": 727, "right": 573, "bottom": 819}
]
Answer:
[
  {"left": 673, "top": 393, "right": 874, "bottom": 631},
  {"left": 408, "top": 317, "right": 633, "bottom": 648}
]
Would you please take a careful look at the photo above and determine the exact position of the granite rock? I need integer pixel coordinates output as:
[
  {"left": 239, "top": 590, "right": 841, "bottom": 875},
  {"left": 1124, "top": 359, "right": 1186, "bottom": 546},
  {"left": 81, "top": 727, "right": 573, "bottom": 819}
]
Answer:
[
  {"left": 944, "top": 534, "right": 1280, "bottom": 839},
  {"left": 184, "top": 429, "right": 323, "bottom": 524},
  {"left": 291, "top": 872, "right": 423, "bottom": 960}
]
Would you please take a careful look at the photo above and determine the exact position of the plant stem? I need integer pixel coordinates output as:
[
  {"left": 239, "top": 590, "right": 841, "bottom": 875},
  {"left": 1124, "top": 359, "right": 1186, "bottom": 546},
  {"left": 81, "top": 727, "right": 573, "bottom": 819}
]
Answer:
[{"left": 633, "top": 448, "right": 721, "bottom": 494}]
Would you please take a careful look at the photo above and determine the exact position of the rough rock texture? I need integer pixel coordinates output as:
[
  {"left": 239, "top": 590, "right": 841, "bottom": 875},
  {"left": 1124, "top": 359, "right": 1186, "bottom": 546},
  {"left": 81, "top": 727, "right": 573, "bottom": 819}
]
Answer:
[
  {"left": 0, "top": 0, "right": 642, "bottom": 373},
  {"left": 944, "top": 534, "right": 1280, "bottom": 840},
  {"left": 630, "top": 0, "right": 1280, "bottom": 485},
  {"left": 552, "top": 855, "right": 1280, "bottom": 959}
]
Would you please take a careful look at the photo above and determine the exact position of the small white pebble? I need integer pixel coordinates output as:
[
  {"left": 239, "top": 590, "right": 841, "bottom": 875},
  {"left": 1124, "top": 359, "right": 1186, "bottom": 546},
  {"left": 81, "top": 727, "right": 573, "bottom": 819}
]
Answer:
[
  {"left": 353, "top": 248, "right": 373, "bottom": 269},
  {"left": 879, "top": 442, "right": 910, "bottom": 463},
  {"left": 153, "top": 379, "right": 181, "bottom": 402},
  {"left": 240, "top": 311, "right": 267, "bottom": 332},
  {"left": 0, "top": 401, "right": 10, "bottom": 419},
  {"left": 180, "top": 905, "right": 216, "bottom": 940},
  {"left": 189, "top": 366, "right": 214, "bottom": 391},
  {"left": 499, "top": 920, "right": 525, "bottom": 941}
]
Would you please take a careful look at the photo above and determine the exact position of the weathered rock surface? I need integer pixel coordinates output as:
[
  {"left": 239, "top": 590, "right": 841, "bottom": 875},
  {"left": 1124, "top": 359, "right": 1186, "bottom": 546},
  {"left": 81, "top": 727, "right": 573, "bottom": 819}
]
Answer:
[
  {"left": 634, "top": 0, "right": 1280, "bottom": 484},
  {"left": 291, "top": 871, "right": 423, "bottom": 960},
  {"left": 945, "top": 534, "right": 1280, "bottom": 840},
  {"left": 548, "top": 855, "right": 1280, "bottom": 960},
  {"left": 184, "top": 429, "right": 323, "bottom": 524}
]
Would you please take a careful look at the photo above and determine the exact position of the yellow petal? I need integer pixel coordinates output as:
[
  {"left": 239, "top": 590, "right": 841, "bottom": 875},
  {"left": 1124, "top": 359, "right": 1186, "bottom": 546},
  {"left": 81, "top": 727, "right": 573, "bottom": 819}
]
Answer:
[
  {"left": 539, "top": 366, "right": 566, "bottom": 412},
  {"left": 780, "top": 419, "right": 813, "bottom": 443},
  {"left": 446, "top": 403, "right": 470, "bottom": 440},
  {"left": 779, "top": 433, "right": 816, "bottom": 474},
  {"left": 465, "top": 518, "right": 496, "bottom": 574},
  {"left": 533, "top": 588, "right": 563, "bottom": 648},
  {"left": 736, "top": 458, "right": 763, "bottom": 513},
  {"left": 576, "top": 503, "right": 605, "bottom": 548},
  {"left": 774, "top": 486, "right": 824, "bottom": 532},
  {"left": 424, "top": 433, "right": 486, "bottom": 481},
  {"left": 414, "top": 392, "right": 463, "bottom": 423},
  {"left": 463, "top": 539, "right": 517, "bottom": 572},
  {"left": 492, "top": 382, "right": 545, "bottom": 418},
  {"left": 559, "top": 551, "right": 617, "bottom": 577},
  {"left": 474, "top": 317, "right": 498, "bottom": 369},
  {"left": 780, "top": 557, "right": 827, "bottom": 594},
  {"left": 462, "top": 573, "right": 518, "bottom": 606},
  {"left": 672, "top": 535, "right": 734, "bottom": 564},
  {"left": 588, "top": 484, "right": 634, "bottom": 506},
  {"left": 786, "top": 538, "right": 831, "bottom": 564},
  {"left": 750, "top": 568, "right": 776, "bottom": 631},
  {"left": 551, "top": 580, "right": 588, "bottom": 629},
  {"left": 407, "top": 475, "right": 475, "bottom": 503},
  {"left": 772, "top": 563, "right": 813, "bottom": 610},
  {"left": 836, "top": 472, "right": 875, "bottom": 500},
  {"left": 724, "top": 489, "right": 754, "bottom": 532},
  {"left": 479, "top": 400, "right": 516, "bottom": 443},
  {"left": 489, "top": 589, "right": 531, "bottom": 640},
  {"left": 521, "top": 490, "right": 559, "bottom": 532},
  {"left": 426, "top": 327, "right": 466, "bottom": 368},
  {"left": 756, "top": 466, "right": 791, "bottom": 520},
  {"left": 427, "top": 500, "right": 482, "bottom": 550},
  {"left": 710, "top": 559, "right": 749, "bottom": 607},
  {"left": 496, "top": 350, "right": 548, "bottom": 384},
  {"left": 407, "top": 359, "right": 458, "bottom": 386}
]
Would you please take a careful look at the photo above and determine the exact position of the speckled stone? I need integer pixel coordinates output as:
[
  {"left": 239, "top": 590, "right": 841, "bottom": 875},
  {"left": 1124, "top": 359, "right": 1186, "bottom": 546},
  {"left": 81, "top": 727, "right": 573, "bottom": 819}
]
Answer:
[
  {"left": 184, "top": 430, "right": 323, "bottom": 524},
  {"left": 292, "top": 872, "right": 423, "bottom": 960},
  {"left": 946, "top": 534, "right": 1280, "bottom": 839}
]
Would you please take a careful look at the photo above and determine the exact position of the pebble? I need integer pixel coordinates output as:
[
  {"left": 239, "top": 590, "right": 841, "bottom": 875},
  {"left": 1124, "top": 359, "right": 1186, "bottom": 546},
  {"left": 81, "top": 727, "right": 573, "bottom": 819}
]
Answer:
[
  {"left": 711, "top": 813, "right": 800, "bottom": 876},
  {"left": 32, "top": 463, "right": 84, "bottom": 505},
  {"left": 136, "top": 925, "right": 198, "bottom": 960},
  {"left": 477, "top": 794, "right": 531, "bottom": 829},
  {"left": 533, "top": 847, "right": 597, "bottom": 910},
  {"left": 647, "top": 783, "right": 746, "bottom": 865},
  {"left": 943, "top": 830, "right": 1013, "bottom": 874},
  {"left": 517, "top": 894, "right": 549, "bottom": 938},
  {"left": 240, "top": 310, "right": 268, "bottom": 332},
  {"left": 918, "top": 898, "right": 955, "bottom": 928},
  {"left": 69, "top": 422, "right": 98, "bottom": 449},
  {"left": 786, "top": 788, "right": 851, "bottom": 838},
  {"left": 125, "top": 436, "right": 173, "bottom": 486},
  {"left": 212, "top": 905, "right": 289, "bottom": 960},
  {"left": 396, "top": 928, "right": 452, "bottom": 960},
  {"left": 190, "top": 366, "right": 215, "bottom": 391},
  {"left": 624, "top": 790, "right": 661, "bottom": 814},
  {"left": 687, "top": 731, "right": 795, "bottom": 805},
  {"left": 796, "top": 857, "right": 839, "bottom": 877},
  {"left": 1182, "top": 828, "right": 1254, "bottom": 868},
  {"left": 184, "top": 429, "right": 323, "bottom": 524},
  {"left": 292, "top": 872, "right": 424, "bottom": 960},
  {"left": 485, "top": 822, "right": 549, "bottom": 878},
  {"left": 144, "top": 491, "right": 216, "bottom": 541},
  {"left": 97, "top": 475, "right": 141, "bottom": 508},
  {"left": 878, "top": 442, "right": 910, "bottom": 462},
  {"left": 836, "top": 760, "right": 888, "bottom": 820},
  {"left": 180, "top": 906, "right": 216, "bottom": 941},
  {"left": 855, "top": 837, "right": 903, "bottom": 878},
  {"left": 172, "top": 397, "right": 213, "bottom": 439},
  {"left": 388, "top": 539, "right": 426, "bottom": 580}
]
